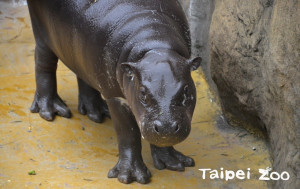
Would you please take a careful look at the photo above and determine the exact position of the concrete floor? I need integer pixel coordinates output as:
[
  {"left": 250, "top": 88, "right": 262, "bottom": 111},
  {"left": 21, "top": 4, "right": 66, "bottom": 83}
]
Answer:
[{"left": 0, "top": 2, "right": 272, "bottom": 189}]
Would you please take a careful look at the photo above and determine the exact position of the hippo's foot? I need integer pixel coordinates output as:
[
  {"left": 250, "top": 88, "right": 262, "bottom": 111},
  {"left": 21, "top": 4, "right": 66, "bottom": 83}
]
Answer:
[
  {"left": 108, "top": 157, "right": 151, "bottom": 184},
  {"left": 30, "top": 92, "right": 72, "bottom": 121},
  {"left": 78, "top": 96, "right": 110, "bottom": 123},
  {"left": 77, "top": 77, "right": 110, "bottom": 123},
  {"left": 150, "top": 145, "right": 195, "bottom": 171}
]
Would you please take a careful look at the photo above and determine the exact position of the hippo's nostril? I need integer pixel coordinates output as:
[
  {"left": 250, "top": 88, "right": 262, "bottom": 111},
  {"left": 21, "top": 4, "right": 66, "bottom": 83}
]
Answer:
[
  {"left": 153, "top": 120, "right": 162, "bottom": 134},
  {"left": 172, "top": 121, "right": 180, "bottom": 133},
  {"left": 154, "top": 125, "right": 159, "bottom": 133}
]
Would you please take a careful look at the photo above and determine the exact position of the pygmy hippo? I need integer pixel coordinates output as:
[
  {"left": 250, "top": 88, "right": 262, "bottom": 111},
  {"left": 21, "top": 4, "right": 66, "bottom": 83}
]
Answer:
[{"left": 27, "top": 0, "right": 201, "bottom": 184}]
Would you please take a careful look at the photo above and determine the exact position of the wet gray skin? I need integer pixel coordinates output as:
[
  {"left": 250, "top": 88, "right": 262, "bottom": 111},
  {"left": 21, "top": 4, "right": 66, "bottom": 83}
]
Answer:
[
  {"left": 27, "top": 0, "right": 201, "bottom": 184},
  {"left": 117, "top": 49, "right": 200, "bottom": 147}
]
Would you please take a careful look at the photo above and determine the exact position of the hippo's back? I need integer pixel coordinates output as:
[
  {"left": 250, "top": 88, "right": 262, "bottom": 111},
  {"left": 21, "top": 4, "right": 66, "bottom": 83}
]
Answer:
[{"left": 27, "top": 0, "right": 191, "bottom": 98}]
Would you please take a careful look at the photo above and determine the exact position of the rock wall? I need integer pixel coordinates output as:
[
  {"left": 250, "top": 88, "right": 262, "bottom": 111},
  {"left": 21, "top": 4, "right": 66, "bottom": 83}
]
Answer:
[
  {"left": 180, "top": 0, "right": 300, "bottom": 188},
  {"left": 209, "top": 0, "right": 300, "bottom": 188}
]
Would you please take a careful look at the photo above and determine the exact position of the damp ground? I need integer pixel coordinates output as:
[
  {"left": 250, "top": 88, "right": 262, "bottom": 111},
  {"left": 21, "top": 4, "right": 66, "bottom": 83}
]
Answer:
[{"left": 0, "top": 2, "right": 271, "bottom": 189}]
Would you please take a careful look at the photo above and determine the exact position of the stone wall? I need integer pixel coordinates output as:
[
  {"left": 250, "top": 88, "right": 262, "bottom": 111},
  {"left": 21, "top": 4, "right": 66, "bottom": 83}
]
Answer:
[
  {"left": 181, "top": 0, "right": 299, "bottom": 188},
  {"left": 209, "top": 0, "right": 300, "bottom": 188}
]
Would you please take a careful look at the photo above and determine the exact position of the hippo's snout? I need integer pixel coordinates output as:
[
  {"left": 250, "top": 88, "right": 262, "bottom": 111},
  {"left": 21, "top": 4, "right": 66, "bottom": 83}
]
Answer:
[
  {"left": 153, "top": 120, "right": 180, "bottom": 134},
  {"left": 141, "top": 120, "right": 191, "bottom": 147}
]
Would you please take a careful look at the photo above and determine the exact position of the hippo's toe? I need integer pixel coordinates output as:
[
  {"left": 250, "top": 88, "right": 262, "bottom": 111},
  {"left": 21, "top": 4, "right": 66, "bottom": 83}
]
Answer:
[
  {"left": 150, "top": 145, "right": 195, "bottom": 171},
  {"left": 108, "top": 157, "right": 151, "bottom": 184},
  {"left": 30, "top": 92, "right": 72, "bottom": 121},
  {"left": 78, "top": 95, "right": 110, "bottom": 123}
]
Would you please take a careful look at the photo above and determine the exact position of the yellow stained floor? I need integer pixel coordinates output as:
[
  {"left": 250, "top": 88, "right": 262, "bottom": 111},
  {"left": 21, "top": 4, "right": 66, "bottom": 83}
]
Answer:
[{"left": 0, "top": 2, "right": 271, "bottom": 189}]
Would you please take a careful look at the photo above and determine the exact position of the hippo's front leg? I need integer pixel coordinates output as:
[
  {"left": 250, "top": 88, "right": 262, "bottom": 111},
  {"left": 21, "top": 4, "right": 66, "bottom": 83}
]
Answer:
[
  {"left": 150, "top": 144, "right": 195, "bottom": 171},
  {"left": 106, "top": 98, "right": 151, "bottom": 184}
]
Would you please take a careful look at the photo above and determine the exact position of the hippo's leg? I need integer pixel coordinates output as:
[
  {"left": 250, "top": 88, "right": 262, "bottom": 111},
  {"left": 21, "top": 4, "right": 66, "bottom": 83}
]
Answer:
[
  {"left": 106, "top": 98, "right": 151, "bottom": 184},
  {"left": 77, "top": 77, "right": 110, "bottom": 123},
  {"left": 30, "top": 44, "right": 71, "bottom": 121},
  {"left": 150, "top": 145, "right": 195, "bottom": 171}
]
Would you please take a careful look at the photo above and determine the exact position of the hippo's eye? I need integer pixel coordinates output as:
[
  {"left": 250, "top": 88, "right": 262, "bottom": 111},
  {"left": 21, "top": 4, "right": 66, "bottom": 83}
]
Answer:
[
  {"left": 139, "top": 86, "right": 149, "bottom": 106},
  {"left": 127, "top": 70, "right": 134, "bottom": 81}
]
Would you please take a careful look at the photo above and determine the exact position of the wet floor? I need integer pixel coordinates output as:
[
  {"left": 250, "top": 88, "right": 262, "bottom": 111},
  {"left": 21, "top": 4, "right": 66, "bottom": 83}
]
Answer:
[{"left": 0, "top": 2, "right": 272, "bottom": 189}]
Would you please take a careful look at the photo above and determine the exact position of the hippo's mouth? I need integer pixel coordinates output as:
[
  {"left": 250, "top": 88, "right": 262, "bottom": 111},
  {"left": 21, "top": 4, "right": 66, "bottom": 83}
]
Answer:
[
  {"left": 143, "top": 134, "right": 188, "bottom": 147},
  {"left": 139, "top": 122, "right": 190, "bottom": 147}
]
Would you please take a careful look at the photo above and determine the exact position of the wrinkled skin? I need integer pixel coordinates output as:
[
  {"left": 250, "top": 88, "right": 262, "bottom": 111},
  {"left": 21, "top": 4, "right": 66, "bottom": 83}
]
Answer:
[{"left": 27, "top": 0, "right": 201, "bottom": 184}]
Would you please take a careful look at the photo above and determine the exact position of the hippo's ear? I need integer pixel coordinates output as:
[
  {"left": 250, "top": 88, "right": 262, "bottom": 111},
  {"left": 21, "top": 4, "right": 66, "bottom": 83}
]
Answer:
[
  {"left": 118, "top": 62, "right": 138, "bottom": 79},
  {"left": 188, "top": 57, "right": 202, "bottom": 71}
]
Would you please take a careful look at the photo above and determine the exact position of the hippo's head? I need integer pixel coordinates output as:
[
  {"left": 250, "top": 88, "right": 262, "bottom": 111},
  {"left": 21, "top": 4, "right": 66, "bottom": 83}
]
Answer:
[{"left": 117, "top": 49, "right": 201, "bottom": 147}]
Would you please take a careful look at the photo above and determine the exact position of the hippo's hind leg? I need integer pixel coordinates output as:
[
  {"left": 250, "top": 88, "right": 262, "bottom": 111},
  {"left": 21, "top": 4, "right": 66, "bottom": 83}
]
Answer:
[
  {"left": 150, "top": 145, "right": 195, "bottom": 171},
  {"left": 30, "top": 44, "right": 71, "bottom": 121},
  {"left": 77, "top": 77, "right": 110, "bottom": 123},
  {"left": 106, "top": 98, "right": 151, "bottom": 184}
]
